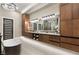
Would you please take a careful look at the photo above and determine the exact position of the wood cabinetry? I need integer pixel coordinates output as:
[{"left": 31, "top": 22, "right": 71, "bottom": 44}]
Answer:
[
  {"left": 38, "top": 34, "right": 60, "bottom": 46},
  {"left": 73, "top": 4, "right": 79, "bottom": 19},
  {"left": 61, "top": 37, "right": 79, "bottom": 45},
  {"left": 60, "top": 3, "right": 79, "bottom": 52},
  {"left": 60, "top": 4, "right": 73, "bottom": 36},
  {"left": 49, "top": 36, "right": 60, "bottom": 42},
  {"left": 39, "top": 34, "right": 49, "bottom": 43},
  {"left": 22, "top": 14, "right": 30, "bottom": 33},
  {"left": 60, "top": 20, "right": 73, "bottom": 36},
  {"left": 22, "top": 14, "right": 31, "bottom": 37},
  {"left": 73, "top": 20, "right": 79, "bottom": 37},
  {"left": 60, "top": 4, "right": 72, "bottom": 21},
  {"left": 61, "top": 37, "right": 79, "bottom": 52},
  {"left": 72, "top": 4, "right": 79, "bottom": 37},
  {"left": 24, "top": 32, "right": 32, "bottom": 38},
  {"left": 48, "top": 36, "right": 60, "bottom": 46},
  {"left": 39, "top": 34, "right": 60, "bottom": 46},
  {"left": 60, "top": 3, "right": 79, "bottom": 37},
  {"left": 61, "top": 43, "right": 79, "bottom": 52}
]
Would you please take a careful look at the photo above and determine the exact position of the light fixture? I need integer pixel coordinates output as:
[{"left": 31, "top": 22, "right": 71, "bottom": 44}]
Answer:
[{"left": 1, "top": 3, "right": 18, "bottom": 11}]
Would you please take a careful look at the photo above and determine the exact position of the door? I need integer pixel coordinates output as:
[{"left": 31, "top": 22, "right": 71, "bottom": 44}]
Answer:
[{"left": 3, "top": 18, "right": 13, "bottom": 40}]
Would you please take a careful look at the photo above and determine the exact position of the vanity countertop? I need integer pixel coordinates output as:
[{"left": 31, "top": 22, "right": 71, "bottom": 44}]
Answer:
[{"left": 26, "top": 31, "right": 60, "bottom": 36}]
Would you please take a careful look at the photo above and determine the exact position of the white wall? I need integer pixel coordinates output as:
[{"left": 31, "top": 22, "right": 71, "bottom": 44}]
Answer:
[
  {"left": 30, "top": 3, "right": 60, "bottom": 20},
  {"left": 0, "top": 7, "right": 22, "bottom": 38}
]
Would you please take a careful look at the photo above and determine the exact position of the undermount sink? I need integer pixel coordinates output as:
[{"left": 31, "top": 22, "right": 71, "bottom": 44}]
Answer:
[{"left": 3, "top": 37, "right": 21, "bottom": 47}]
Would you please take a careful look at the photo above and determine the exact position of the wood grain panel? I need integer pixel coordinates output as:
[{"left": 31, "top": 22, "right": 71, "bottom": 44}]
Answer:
[
  {"left": 48, "top": 41, "right": 60, "bottom": 46},
  {"left": 73, "top": 20, "right": 79, "bottom": 37},
  {"left": 60, "top": 20, "right": 73, "bottom": 36},
  {"left": 39, "top": 34, "right": 49, "bottom": 43},
  {"left": 61, "top": 37, "right": 79, "bottom": 45},
  {"left": 49, "top": 36, "right": 60, "bottom": 42},
  {"left": 60, "top": 4, "right": 72, "bottom": 21},
  {"left": 22, "top": 14, "right": 30, "bottom": 35},
  {"left": 61, "top": 43, "right": 79, "bottom": 52},
  {"left": 73, "top": 4, "right": 79, "bottom": 19}
]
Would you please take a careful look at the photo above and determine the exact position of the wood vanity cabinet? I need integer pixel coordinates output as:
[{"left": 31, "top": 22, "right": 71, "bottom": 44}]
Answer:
[
  {"left": 48, "top": 36, "right": 60, "bottom": 46},
  {"left": 38, "top": 34, "right": 49, "bottom": 43},
  {"left": 61, "top": 43, "right": 79, "bottom": 52},
  {"left": 60, "top": 37, "right": 79, "bottom": 52},
  {"left": 61, "top": 37, "right": 79, "bottom": 45},
  {"left": 24, "top": 32, "right": 32, "bottom": 38},
  {"left": 38, "top": 34, "right": 60, "bottom": 46}
]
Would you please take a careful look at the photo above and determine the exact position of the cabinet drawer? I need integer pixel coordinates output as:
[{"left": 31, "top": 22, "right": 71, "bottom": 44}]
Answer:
[
  {"left": 48, "top": 41, "right": 60, "bottom": 47},
  {"left": 49, "top": 36, "right": 60, "bottom": 42},
  {"left": 61, "top": 43, "right": 79, "bottom": 52},
  {"left": 24, "top": 33, "right": 32, "bottom": 38},
  {"left": 39, "top": 34, "right": 49, "bottom": 43},
  {"left": 61, "top": 37, "right": 79, "bottom": 45}
]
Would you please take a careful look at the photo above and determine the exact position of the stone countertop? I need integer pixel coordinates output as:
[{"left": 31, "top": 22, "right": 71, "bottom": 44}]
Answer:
[{"left": 26, "top": 31, "right": 60, "bottom": 36}]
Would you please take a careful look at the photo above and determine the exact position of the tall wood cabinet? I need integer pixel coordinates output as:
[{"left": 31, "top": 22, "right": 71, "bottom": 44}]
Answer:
[
  {"left": 72, "top": 4, "right": 79, "bottom": 19},
  {"left": 72, "top": 4, "right": 79, "bottom": 37},
  {"left": 22, "top": 14, "right": 32, "bottom": 38},
  {"left": 60, "top": 4, "right": 79, "bottom": 37},
  {"left": 60, "top": 4, "right": 73, "bottom": 36},
  {"left": 60, "top": 3, "right": 79, "bottom": 52},
  {"left": 22, "top": 14, "right": 29, "bottom": 35}
]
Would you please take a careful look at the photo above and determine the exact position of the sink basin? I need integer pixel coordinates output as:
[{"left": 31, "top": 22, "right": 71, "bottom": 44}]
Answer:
[{"left": 3, "top": 37, "right": 21, "bottom": 47}]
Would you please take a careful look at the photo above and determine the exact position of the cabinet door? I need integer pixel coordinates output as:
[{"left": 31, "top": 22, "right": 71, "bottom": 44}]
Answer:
[
  {"left": 73, "top": 20, "right": 79, "bottom": 37},
  {"left": 61, "top": 43, "right": 79, "bottom": 52},
  {"left": 49, "top": 36, "right": 60, "bottom": 42},
  {"left": 47, "top": 41, "right": 60, "bottom": 46},
  {"left": 48, "top": 36, "right": 60, "bottom": 46},
  {"left": 61, "top": 37, "right": 79, "bottom": 45},
  {"left": 60, "top": 4, "right": 72, "bottom": 21},
  {"left": 39, "top": 35, "right": 49, "bottom": 43},
  {"left": 60, "top": 20, "right": 73, "bottom": 36},
  {"left": 22, "top": 14, "right": 30, "bottom": 36},
  {"left": 60, "top": 4, "right": 73, "bottom": 36},
  {"left": 73, "top": 4, "right": 79, "bottom": 19}
]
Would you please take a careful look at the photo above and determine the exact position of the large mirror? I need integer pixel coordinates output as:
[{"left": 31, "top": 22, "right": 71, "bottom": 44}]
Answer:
[{"left": 30, "top": 14, "right": 60, "bottom": 34}]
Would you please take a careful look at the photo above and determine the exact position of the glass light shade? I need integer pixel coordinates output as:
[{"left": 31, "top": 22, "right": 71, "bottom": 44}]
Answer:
[{"left": 1, "top": 3, "right": 17, "bottom": 11}]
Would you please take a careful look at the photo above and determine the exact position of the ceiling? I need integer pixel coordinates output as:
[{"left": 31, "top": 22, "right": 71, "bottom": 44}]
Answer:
[
  {"left": 15, "top": 3, "right": 32, "bottom": 12},
  {"left": 0, "top": 3, "right": 50, "bottom": 14},
  {"left": 15, "top": 3, "right": 49, "bottom": 14}
]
